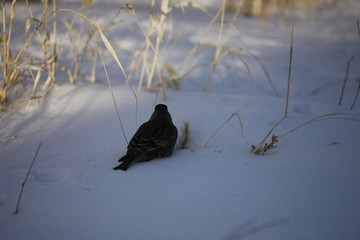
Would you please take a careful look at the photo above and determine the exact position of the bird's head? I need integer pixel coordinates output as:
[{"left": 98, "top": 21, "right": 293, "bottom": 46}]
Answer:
[
  {"left": 155, "top": 104, "right": 168, "bottom": 111},
  {"left": 150, "top": 104, "right": 173, "bottom": 123}
]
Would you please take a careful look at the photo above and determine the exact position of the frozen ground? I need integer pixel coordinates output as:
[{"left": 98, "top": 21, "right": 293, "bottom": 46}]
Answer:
[{"left": 1, "top": 1, "right": 360, "bottom": 240}]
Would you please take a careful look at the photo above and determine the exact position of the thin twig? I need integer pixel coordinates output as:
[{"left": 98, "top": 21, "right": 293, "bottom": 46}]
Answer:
[
  {"left": 15, "top": 142, "right": 42, "bottom": 215},
  {"left": 86, "top": 25, "right": 129, "bottom": 144},
  {"left": 285, "top": 22, "right": 294, "bottom": 118},
  {"left": 204, "top": 102, "right": 250, "bottom": 148},
  {"left": 0, "top": 135, "right": 17, "bottom": 143},
  {"left": 338, "top": 56, "right": 354, "bottom": 106},
  {"left": 278, "top": 113, "right": 359, "bottom": 140}
]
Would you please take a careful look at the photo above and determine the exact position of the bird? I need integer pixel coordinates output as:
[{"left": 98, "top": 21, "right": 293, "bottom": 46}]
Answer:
[{"left": 114, "top": 104, "right": 178, "bottom": 171}]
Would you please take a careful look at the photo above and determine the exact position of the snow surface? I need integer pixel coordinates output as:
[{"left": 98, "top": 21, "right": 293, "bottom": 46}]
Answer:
[{"left": 1, "top": 1, "right": 360, "bottom": 240}]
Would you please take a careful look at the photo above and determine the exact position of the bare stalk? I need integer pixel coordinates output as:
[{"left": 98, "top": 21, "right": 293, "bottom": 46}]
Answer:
[
  {"left": 87, "top": 25, "right": 129, "bottom": 144},
  {"left": 205, "top": 0, "right": 227, "bottom": 92},
  {"left": 15, "top": 142, "right": 42, "bottom": 215},
  {"left": 204, "top": 102, "right": 249, "bottom": 148},
  {"left": 284, "top": 22, "right": 294, "bottom": 118},
  {"left": 338, "top": 56, "right": 354, "bottom": 106},
  {"left": 278, "top": 113, "right": 360, "bottom": 140},
  {"left": 1, "top": 0, "right": 8, "bottom": 102}
]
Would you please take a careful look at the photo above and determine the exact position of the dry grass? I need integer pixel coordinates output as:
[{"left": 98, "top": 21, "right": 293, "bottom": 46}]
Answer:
[
  {"left": 251, "top": 21, "right": 294, "bottom": 154},
  {"left": 178, "top": 121, "right": 190, "bottom": 150},
  {"left": 338, "top": 56, "right": 354, "bottom": 106},
  {"left": 0, "top": 1, "right": 133, "bottom": 143},
  {"left": 226, "top": 0, "right": 336, "bottom": 19},
  {"left": 251, "top": 20, "right": 360, "bottom": 155},
  {"left": 125, "top": 0, "right": 213, "bottom": 99},
  {"left": 1, "top": 0, "right": 275, "bottom": 111},
  {"left": 204, "top": 102, "right": 249, "bottom": 148},
  {"left": 177, "top": 0, "right": 278, "bottom": 95},
  {"left": 252, "top": 113, "right": 360, "bottom": 155},
  {"left": 2, "top": 0, "right": 351, "bottom": 151}
]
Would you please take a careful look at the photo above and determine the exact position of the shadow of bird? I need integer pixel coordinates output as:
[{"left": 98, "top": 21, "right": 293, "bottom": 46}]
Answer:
[{"left": 114, "top": 104, "right": 178, "bottom": 171}]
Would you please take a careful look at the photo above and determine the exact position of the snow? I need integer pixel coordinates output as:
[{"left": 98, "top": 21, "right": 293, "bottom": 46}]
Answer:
[{"left": 1, "top": 0, "right": 360, "bottom": 240}]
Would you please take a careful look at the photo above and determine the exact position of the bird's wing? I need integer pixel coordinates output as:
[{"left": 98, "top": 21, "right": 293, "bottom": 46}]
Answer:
[{"left": 127, "top": 121, "right": 177, "bottom": 154}]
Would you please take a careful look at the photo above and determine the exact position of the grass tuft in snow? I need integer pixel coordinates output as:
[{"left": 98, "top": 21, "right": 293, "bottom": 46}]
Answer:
[{"left": 178, "top": 121, "right": 190, "bottom": 150}]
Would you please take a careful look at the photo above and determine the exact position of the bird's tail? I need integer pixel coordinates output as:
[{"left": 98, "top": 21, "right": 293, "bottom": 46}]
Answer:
[{"left": 113, "top": 158, "right": 135, "bottom": 171}]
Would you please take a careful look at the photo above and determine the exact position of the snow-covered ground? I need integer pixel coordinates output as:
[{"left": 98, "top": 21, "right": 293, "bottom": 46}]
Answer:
[{"left": 1, "top": 1, "right": 360, "bottom": 239}]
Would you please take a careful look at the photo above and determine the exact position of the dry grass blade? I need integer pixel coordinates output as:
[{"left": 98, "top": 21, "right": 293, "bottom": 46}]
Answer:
[
  {"left": 285, "top": 22, "right": 294, "bottom": 118},
  {"left": 204, "top": 102, "right": 249, "bottom": 148},
  {"left": 180, "top": 0, "right": 225, "bottom": 84},
  {"left": 146, "top": 0, "right": 169, "bottom": 100},
  {"left": 48, "top": 8, "right": 140, "bottom": 144},
  {"left": 86, "top": 24, "right": 129, "bottom": 144},
  {"left": 229, "top": 22, "right": 277, "bottom": 96},
  {"left": 10, "top": 95, "right": 42, "bottom": 107},
  {"left": 241, "top": 47, "right": 278, "bottom": 96},
  {"left": 81, "top": 0, "right": 95, "bottom": 9},
  {"left": 278, "top": 113, "right": 360, "bottom": 140},
  {"left": 226, "top": 47, "right": 254, "bottom": 82},
  {"left": 0, "top": 135, "right": 18, "bottom": 143},
  {"left": 204, "top": 113, "right": 244, "bottom": 148},
  {"left": 64, "top": 10, "right": 124, "bottom": 75},
  {"left": 338, "top": 56, "right": 354, "bottom": 106},
  {"left": 15, "top": 142, "right": 42, "bottom": 214},
  {"left": 205, "top": 0, "right": 226, "bottom": 92},
  {"left": 252, "top": 113, "right": 360, "bottom": 155},
  {"left": 171, "top": 2, "right": 213, "bottom": 17}
]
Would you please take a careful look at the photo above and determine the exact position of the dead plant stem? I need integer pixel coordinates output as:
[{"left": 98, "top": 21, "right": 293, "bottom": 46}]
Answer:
[
  {"left": 285, "top": 22, "right": 294, "bottom": 118},
  {"left": 87, "top": 25, "right": 129, "bottom": 144},
  {"left": 15, "top": 142, "right": 42, "bottom": 214},
  {"left": 338, "top": 56, "right": 354, "bottom": 106}
]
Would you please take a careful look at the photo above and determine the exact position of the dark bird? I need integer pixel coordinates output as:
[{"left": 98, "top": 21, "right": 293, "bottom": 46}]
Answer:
[{"left": 114, "top": 104, "right": 178, "bottom": 171}]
